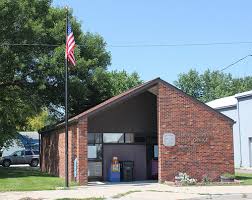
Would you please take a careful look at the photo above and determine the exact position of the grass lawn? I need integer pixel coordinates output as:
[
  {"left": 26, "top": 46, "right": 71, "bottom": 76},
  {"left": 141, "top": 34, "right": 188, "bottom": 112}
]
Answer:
[
  {"left": 0, "top": 166, "right": 77, "bottom": 191},
  {"left": 235, "top": 173, "right": 252, "bottom": 185},
  {"left": 0, "top": 167, "right": 252, "bottom": 192},
  {"left": 198, "top": 173, "right": 252, "bottom": 186}
]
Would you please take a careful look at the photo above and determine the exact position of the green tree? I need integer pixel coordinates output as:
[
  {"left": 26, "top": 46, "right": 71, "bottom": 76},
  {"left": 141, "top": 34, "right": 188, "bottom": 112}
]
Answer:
[
  {"left": 25, "top": 108, "right": 56, "bottom": 131},
  {"left": 174, "top": 69, "right": 202, "bottom": 99},
  {"left": 108, "top": 70, "right": 143, "bottom": 96},
  {"left": 0, "top": 0, "right": 141, "bottom": 149},
  {"left": 175, "top": 69, "right": 252, "bottom": 102}
]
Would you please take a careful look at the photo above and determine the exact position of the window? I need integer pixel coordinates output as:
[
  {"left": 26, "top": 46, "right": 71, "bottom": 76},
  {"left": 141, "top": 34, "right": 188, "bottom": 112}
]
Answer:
[
  {"left": 25, "top": 151, "right": 33, "bottom": 155},
  {"left": 125, "top": 133, "right": 134, "bottom": 143},
  {"left": 153, "top": 145, "right": 158, "bottom": 159},
  {"left": 13, "top": 151, "right": 24, "bottom": 156},
  {"left": 134, "top": 136, "right": 146, "bottom": 143},
  {"left": 31, "top": 143, "right": 39, "bottom": 151},
  {"left": 88, "top": 133, "right": 102, "bottom": 144},
  {"left": 33, "top": 151, "right": 39, "bottom": 155},
  {"left": 88, "top": 144, "right": 102, "bottom": 160},
  {"left": 103, "top": 133, "right": 124, "bottom": 143},
  {"left": 88, "top": 161, "right": 102, "bottom": 177}
]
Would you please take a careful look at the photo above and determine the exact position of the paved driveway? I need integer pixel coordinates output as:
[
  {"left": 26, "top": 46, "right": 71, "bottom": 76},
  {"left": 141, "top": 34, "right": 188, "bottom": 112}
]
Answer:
[{"left": 1, "top": 181, "right": 252, "bottom": 200}]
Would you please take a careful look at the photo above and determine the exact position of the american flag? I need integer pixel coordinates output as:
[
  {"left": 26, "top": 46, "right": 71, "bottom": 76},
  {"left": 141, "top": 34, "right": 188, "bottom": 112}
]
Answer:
[{"left": 65, "top": 18, "right": 76, "bottom": 66}]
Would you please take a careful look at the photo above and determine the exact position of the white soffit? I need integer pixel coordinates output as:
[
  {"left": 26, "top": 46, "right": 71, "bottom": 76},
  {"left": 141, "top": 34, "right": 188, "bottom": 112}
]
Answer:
[{"left": 206, "top": 95, "right": 237, "bottom": 109}]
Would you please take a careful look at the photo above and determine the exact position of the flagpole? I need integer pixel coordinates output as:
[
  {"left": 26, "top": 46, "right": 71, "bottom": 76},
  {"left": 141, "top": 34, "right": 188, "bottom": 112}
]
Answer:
[{"left": 65, "top": 7, "right": 69, "bottom": 188}]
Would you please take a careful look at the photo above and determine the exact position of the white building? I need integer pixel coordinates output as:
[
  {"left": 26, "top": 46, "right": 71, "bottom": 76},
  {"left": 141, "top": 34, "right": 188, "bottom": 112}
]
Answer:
[
  {"left": 1, "top": 132, "right": 39, "bottom": 157},
  {"left": 207, "top": 91, "right": 252, "bottom": 168}
]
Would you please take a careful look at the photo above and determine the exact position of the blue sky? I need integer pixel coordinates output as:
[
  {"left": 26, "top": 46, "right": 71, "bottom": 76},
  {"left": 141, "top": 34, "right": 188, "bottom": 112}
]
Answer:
[{"left": 53, "top": 0, "right": 252, "bottom": 83}]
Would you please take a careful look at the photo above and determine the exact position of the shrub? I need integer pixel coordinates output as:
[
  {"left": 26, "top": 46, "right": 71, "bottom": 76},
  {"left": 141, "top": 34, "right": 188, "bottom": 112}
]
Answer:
[{"left": 201, "top": 174, "right": 211, "bottom": 184}]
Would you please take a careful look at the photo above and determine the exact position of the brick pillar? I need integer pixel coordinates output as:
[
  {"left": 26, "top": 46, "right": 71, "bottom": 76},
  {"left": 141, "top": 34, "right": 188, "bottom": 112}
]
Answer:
[
  {"left": 76, "top": 117, "right": 88, "bottom": 185},
  {"left": 157, "top": 83, "right": 165, "bottom": 182}
]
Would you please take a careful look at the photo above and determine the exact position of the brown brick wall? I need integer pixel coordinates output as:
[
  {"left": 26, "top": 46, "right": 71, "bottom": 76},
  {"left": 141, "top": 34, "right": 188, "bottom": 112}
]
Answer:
[
  {"left": 157, "top": 82, "right": 234, "bottom": 182},
  {"left": 41, "top": 129, "right": 66, "bottom": 178},
  {"left": 40, "top": 123, "right": 84, "bottom": 183}
]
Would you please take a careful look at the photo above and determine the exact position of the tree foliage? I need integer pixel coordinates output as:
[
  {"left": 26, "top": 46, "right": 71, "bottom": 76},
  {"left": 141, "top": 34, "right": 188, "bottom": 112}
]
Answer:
[
  {"left": 0, "top": 0, "right": 141, "bottom": 149},
  {"left": 25, "top": 108, "right": 57, "bottom": 131},
  {"left": 174, "top": 69, "right": 252, "bottom": 102},
  {"left": 108, "top": 70, "right": 143, "bottom": 96}
]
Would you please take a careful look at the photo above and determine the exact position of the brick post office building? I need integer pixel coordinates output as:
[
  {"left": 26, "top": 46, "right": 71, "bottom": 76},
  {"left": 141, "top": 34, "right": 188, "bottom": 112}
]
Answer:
[{"left": 40, "top": 78, "right": 234, "bottom": 185}]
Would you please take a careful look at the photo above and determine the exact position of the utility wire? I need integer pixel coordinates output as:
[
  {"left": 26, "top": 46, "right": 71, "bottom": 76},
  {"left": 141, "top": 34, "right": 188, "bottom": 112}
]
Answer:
[
  {"left": 219, "top": 55, "right": 252, "bottom": 72},
  {"left": 2, "top": 42, "right": 251, "bottom": 73},
  {"left": 108, "top": 41, "right": 252, "bottom": 48},
  {"left": 1, "top": 41, "right": 252, "bottom": 48},
  {"left": 1, "top": 43, "right": 60, "bottom": 47}
]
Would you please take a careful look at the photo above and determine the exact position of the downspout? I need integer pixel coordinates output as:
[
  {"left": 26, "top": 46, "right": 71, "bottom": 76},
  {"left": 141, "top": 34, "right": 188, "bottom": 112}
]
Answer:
[{"left": 237, "top": 99, "right": 243, "bottom": 167}]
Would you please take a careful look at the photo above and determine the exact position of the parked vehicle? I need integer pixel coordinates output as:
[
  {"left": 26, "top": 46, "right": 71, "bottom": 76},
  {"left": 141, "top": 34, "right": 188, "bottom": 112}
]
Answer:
[
  {"left": 0, "top": 150, "right": 39, "bottom": 167},
  {"left": 1, "top": 132, "right": 39, "bottom": 157}
]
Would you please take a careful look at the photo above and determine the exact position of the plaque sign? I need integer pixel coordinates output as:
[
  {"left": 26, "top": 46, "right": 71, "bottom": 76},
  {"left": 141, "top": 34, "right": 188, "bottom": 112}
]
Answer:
[{"left": 163, "top": 133, "right": 175, "bottom": 146}]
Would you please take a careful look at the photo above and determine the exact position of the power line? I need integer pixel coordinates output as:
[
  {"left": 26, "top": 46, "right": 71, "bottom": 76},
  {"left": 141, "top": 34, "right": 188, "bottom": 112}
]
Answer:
[
  {"left": 2, "top": 42, "right": 251, "bottom": 73},
  {"left": 219, "top": 55, "right": 252, "bottom": 72},
  {"left": 1, "top": 41, "right": 252, "bottom": 48},
  {"left": 108, "top": 41, "right": 252, "bottom": 48},
  {"left": 1, "top": 43, "right": 60, "bottom": 47}
]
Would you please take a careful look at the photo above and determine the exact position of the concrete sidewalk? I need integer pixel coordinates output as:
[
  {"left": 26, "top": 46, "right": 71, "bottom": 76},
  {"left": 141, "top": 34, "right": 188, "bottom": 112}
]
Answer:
[{"left": 1, "top": 181, "right": 252, "bottom": 200}]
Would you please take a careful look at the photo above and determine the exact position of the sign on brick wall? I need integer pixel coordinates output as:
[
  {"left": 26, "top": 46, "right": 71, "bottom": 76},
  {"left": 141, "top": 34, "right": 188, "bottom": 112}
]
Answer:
[{"left": 163, "top": 133, "right": 176, "bottom": 146}]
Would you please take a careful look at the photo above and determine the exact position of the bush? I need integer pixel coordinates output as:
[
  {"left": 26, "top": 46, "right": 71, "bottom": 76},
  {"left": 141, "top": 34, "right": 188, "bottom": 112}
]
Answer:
[{"left": 201, "top": 174, "right": 211, "bottom": 184}]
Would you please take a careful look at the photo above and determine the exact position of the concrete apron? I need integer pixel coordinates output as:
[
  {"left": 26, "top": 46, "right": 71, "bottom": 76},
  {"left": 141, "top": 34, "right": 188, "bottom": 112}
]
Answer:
[{"left": 1, "top": 182, "right": 252, "bottom": 200}]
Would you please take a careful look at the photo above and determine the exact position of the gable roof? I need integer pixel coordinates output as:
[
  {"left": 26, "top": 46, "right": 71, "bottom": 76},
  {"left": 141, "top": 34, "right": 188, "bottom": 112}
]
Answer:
[{"left": 40, "top": 78, "right": 234, "bottom": 134}]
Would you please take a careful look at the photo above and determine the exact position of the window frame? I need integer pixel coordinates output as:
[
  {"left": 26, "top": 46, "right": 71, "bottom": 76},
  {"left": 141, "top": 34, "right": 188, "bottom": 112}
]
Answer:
[
  {"left": 125, "top": 133, "right": 135, "bottom": 143},
  {"left": 103, "top": 133, "right": 124, "bottom": 144},
  {"left": 88, "top": 144, "right": 102, "bottom": 160},
  {"left": 88, "top": 133, "right": 103, "bottom": 144},
  {"left": 87, "top": 132, "right": 157, "bottom": 180}
]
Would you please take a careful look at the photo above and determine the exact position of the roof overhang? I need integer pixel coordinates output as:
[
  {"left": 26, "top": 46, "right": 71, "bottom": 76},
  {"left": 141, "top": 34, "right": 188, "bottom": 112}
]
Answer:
[{"left": 235, "top": 90, "right": 252, "bottom": 99}]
